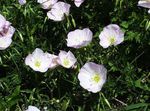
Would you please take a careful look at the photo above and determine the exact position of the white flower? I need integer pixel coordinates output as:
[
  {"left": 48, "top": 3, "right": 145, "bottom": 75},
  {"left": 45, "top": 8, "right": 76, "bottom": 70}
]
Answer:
[
  {"left": 74, "top": 0, "right": 85, "bottom": 7},
  {"left": 148, "top": 9, "right": 150, "bottom": 13},
  {"left": 26, "top": 105, "right": 40, "bottom": 111},
  {"left": 46, "top": 53, "right": 59, "bottom": 69},
  {"left": 138, "top": 0, "right": 150, "bottom": 13},
  {"left": 18, "top": 0, "right": 26, "bottom": 5},
  {"left": 47, "top": 2, "right": 71, "bottom": 21},
  {"left": 37, "top": 0, "right": 58, "bottom": 9},
  {"left": 0, "top": 14, "right": 6, "bottom": 32},
  {"left": 0, "top": 14, "right": 15, "bottom": 50},
  {"left": 99, "top": 24, "right": 124, "bottom": 48},
  {"left": 66, "top": 28, "right": 93, "bottom": 48},
  {"left": 138, "top": 0, "right": 150, "bottom": 8},
  {"left": 78, "top": 62, "right": 107, "bottom": 93},
  {"left": 0, "top": 26, "right": 15, "bottom": 50},
  {"left": 57, "top": 50, "right": 77, "bottom": 68},
  {"left": 25, "top": 48, "right": 56, "bottom": 72}
]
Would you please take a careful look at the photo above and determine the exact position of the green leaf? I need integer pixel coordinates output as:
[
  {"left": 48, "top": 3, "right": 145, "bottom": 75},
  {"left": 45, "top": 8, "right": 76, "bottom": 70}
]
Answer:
[{"left": 124, "top": 103, "right": 149, "bottom": 110}]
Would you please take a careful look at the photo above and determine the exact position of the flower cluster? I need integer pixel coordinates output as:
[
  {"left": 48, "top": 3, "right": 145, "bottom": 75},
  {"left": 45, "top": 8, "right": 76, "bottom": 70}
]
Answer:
[
  {"left": 37, "top": 0, "right": 85, "bottom": 21},
  {"left": 2, "top": 0, "right": 148, "bottom": 98},
  {"left": 0, "top": 14, "right": 15, "bottom": 50},
  {"left": 25, "top": 48, "right": 77, "bottom": 72}
]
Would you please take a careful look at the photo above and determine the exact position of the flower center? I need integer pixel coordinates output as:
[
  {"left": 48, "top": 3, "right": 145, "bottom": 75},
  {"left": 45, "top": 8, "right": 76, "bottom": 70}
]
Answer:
[
  {"left": 75, "top": 37, "right": 82, "bottom": 43},
  {"left": 109, "top": 37, "right": 116, "bottom": 45},
  {"left": 92, "top": 74, "right": 101, "bottom": 83},
  {"left": 63, "top": 58, "right": 70, "bottom": 66},
  {"left": 34, "top": 60, "right": 41, "bottom": 68}
]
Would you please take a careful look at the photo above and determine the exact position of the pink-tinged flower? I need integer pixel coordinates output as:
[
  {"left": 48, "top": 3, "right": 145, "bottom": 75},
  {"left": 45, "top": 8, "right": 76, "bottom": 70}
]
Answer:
[
  {"left": 37, "top": 0, "right": 58, "bottom": 9},
  {"left": 46, "top": 53, "right": 59, "bottom": 69},
  {"left": 18, "top": 0, "right": 26, "bottom": 5},
  {"left": 0, "top": 26, "right": 15, "bottom": 50},
  {"left": 74, "top": 0, "right": 85, "bottom": 7},
  {"left": 25, "top": 48, "right": 57, "bottom": 72},
  {"left": 0, "top": 14, "right": 15, "bottom": 50},
  {"left": 0, "top": 14, "right": 6, "bottom": 32},
  {"left": 99, "top": 24, "right": 124, "bottom": 48},
  {"left": 26, "top": 105, "right": 40, "bottom": 111},
  {"left": 57, "top": 50, "right": 77, "bottom": 68},
  {"left": 138, "top": 0, "right": 150, "bottom": 8},
  {"left": 138, "top": 0, "right": 150, "bottom": 13},
  {"left": 66, "top": 28, "right": 93, "bottom": 48},
  {"left": 47, "top": 2, "right": 71, "bottom": 21},
  {"left": 78, "top": 62, "right": 107, "bottom": 93}
]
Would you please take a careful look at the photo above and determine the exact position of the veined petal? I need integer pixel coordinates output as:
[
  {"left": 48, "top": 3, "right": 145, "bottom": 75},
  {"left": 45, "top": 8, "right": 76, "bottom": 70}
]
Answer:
[
  {"left": 67, "top": 28, "right": 93, "bottom": 48},
  {"left": 138, "top": 1, "right": 150, "bottom": 8}
]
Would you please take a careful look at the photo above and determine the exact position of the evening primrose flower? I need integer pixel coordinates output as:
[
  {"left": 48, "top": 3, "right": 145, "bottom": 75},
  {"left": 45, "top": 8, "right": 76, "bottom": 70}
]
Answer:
[
  {"left": 78, "top": 62, "right": 107, "bottom": 93},
  {"left": 46, "top": 53, "right": 59, "bottom": 69},
  {"left": 57, "top": 50, "right": 77, "bottom": 68},
  {"left": 18, "top": 0, "right": 26, "bottom": 5},
  {"left": 0, "top": 26, "right": 15, "bottom": 50},
  {"left": 0, "top": 14, "right": 6, "bottom": 32},
  {"left": 26, "top": 105, "right": 40, "bottom": 111},
  {"left": 47, "top": 2, "right": 71, "bottom": 21},
  {"left": 37, "top": 0, "right": 58, "bottom": 9},
  {"left": 25, "top": 48, "right": 56, "bottom": 72},
  {"left": 99, "top": 24, "right": 124, "bottom": 48},
  {"left": 138, "top": 0, "right": 150, "bottom": 13},
  {"left": 0, "top": 14, "right": 15, "bottom": 50},
  {"left": 74, "top": 0, "right": 85, "bottom": 7},
  {"left": 66, "top": 28, "right": 93, "bottom": 48}
]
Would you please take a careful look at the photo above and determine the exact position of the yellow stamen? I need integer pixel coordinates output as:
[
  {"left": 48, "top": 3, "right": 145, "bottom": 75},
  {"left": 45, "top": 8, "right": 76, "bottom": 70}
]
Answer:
[
  {"left": 92, "top": 74, "right": 101, "bottom": 83},
  {"left": 35, "top": 60, "right": 41, "bottom": 68},
  {"left": 63, "top": 58, "right": 70, "bottom": 66},
  {"left": 109, "top": 37, "right": 116, "bottom": 45}
]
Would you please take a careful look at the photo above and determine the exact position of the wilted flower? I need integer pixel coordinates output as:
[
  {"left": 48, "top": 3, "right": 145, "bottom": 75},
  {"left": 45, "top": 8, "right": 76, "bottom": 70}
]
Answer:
[
  {"left": 26, "top": 105, "right": 40, "bottom": 111},
  {"left": 0, "top": 14, "right": 15, "bottom": 50},
  {"left": 25, "top": 48, "right": 57, "bottom": 72},
  {"left": 138, "top": 0, "right": 150, "bottom": 13},
  {"left": 78, "top": 62, "right": 107, "bottom": 93},
  {"left": 37, "top": 0, "right": 58, "bottom": 9},
  {"left": 18, "top": 0, "right": 26, "bottom": 5},
  {"left": 99, "top": 24, "right": 124, "bottom": 48},
  {"left": 66, "top": 28, "right": 93, "bottom": 48},
  {"left": 74, "top": 0, "right": 85, "bottom": 7},
  {"left": 47, "top": 2, "right": 71, "bottom": 21},
  {"left": 57, "top": 50, "right": 77, "bottom": 68}
]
